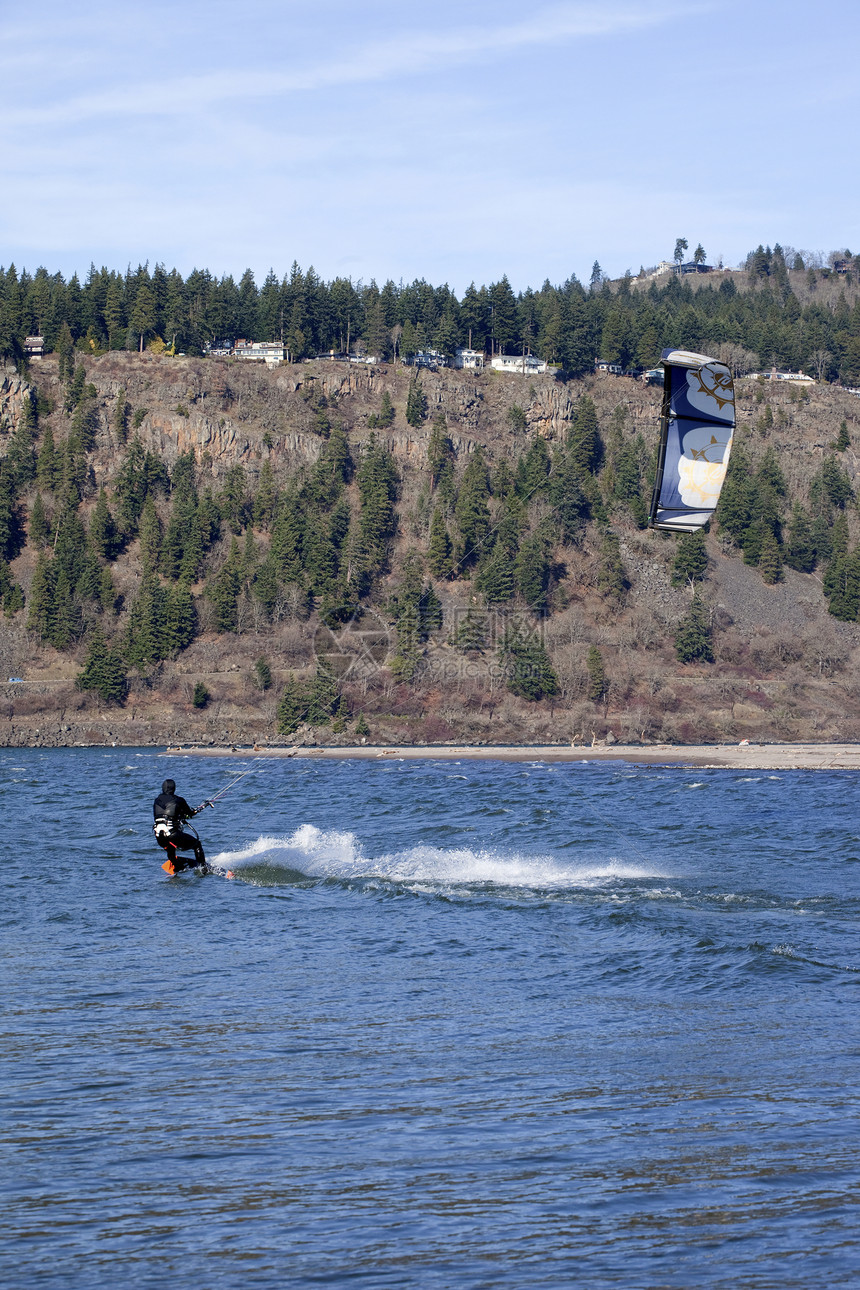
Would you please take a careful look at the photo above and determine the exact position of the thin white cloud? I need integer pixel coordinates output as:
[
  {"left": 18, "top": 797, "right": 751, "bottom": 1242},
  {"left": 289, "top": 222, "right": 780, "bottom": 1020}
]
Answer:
[{"left": 1, "top": 2, "right": 703, "bottom": 128}]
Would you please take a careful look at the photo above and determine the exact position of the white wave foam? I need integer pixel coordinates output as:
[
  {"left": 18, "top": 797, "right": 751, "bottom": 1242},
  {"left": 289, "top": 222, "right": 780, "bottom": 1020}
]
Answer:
[{"left": 211, "top": 824, "right": 665, "bottom": 889}]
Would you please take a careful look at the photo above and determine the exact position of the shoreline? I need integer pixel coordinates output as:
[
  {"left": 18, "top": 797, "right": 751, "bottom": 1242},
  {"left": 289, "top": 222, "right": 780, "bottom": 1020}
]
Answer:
[{"left": 158, "top": 742, "right": 860, "bottom": 770}]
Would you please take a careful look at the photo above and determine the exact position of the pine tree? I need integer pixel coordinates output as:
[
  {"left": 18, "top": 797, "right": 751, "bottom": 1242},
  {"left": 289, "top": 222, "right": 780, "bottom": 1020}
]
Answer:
[
  {"left": 586, "top": 645, "right": 607, "bottom": 701},
  {"left": 207, "top": 538, "right": 242, "bottom": 632},
  {"left": 89, "top": 488, "right": 118, "bottom": 560},
  {"left": 451, "top": 608, "right": 487, "bottom": 652},
  {"left": 476, "top": 544, "right": 515, "bottom": 603},
  {"left": 514, "top": 533, "right": 550, "bottom": 609},
  {"left": 125, "top": 570, "right": 169, "bottom": 666},
  {"left": 785, "top": 503, "right": 816, "bottom": 572},
  {"left": 137, "top": 497, "right": 162, "bottom": 571},
  {"left": 671, "top": 530, "right": 708, "bottom": 586},
  {"left": 427, "top": 508, "right": 452, "bottom": 579},
  {"left": 675, "top": 590, "right": 714, "bottom": 663},
  {"left": 355, "top": 713, "right": 370, "bottom": 739},
  {"left": 427, "top": 416, "right": 455, "bottom": 489},
  {"left": 7, "top": 391, "right": 37, "bottom": 486},
  {"left": 377, "top": 390, "right": 395, "bottom": 427},
  {"left": 76, "top": 627, "right": 128, "bottom": 704},
  {"left": 357, "top": 435, "right": 398, "bottom": 574},
  {"left": 758, "top": 530, "right": 784, "bottom": 584},
  {"left": 835, "top": 420, "right": 850, "bottom": 452},
  {"left": 164, "top": 582, "right": 197, "bottom": 653},
  {"left": 568, "top": 397, "right": 602, "bottom": 475},
  {"left": 29, "top": 494, "right": 49, "bottom": 547},
  {"left": 192, "top": 682, "right": 209, "bottom": 708},
  {"left": 99, "top": 567, "right": 117, "bottom": 614},
  {"left": 252, "top": 459, "right": 278, "bottom": 528},
  {"left": 419, "top": 584, "right": 443, "bottom": 635},
  {"left": 454, "top": 447, "right": 491, "bottom": 569},
  {"left": 597, "top": 531, "right": 626, "bottom": 600},
  {"left": 277, "top": 673, "right": 307, "bottom": 735},
  {"left": 0, "top": 560, "right": 24, "bottom": 615},
  {"left": 254, "top": 656, "right": 273, "bottom": 691},
  {"left": 500, "top": 628, "right": 559, "bottom": 701},
  {"left": 27, "top": 552, "right": 54, "bottom": 639},
  {"left": 405, "top": 373, "right": 427, "bottom": 427}
]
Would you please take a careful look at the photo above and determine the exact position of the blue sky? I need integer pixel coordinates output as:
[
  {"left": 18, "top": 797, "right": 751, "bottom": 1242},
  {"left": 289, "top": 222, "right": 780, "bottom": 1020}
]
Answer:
[{"left": 1, "top": 0, "right": 857, "bottom": 291}]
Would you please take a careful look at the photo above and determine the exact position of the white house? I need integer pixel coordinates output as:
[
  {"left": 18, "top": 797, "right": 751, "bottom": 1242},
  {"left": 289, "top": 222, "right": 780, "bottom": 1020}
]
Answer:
[
  {"left": 490, "top": 353, "right": 547, "bottom": 375},
  {"left": 594, "top": 359, "right": 623, "bottom": 375},
  {"left": 454, "top": 347, "right": 485, "bottom": 371},
  {"left": 233, "top": 340, "right": 285, "bottom": 368}
]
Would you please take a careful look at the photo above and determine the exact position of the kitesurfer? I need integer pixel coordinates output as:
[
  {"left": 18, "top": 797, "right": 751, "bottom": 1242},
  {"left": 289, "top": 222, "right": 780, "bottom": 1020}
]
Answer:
[{"left": 153, "top": 779, "right": 210, "bottom": 874}]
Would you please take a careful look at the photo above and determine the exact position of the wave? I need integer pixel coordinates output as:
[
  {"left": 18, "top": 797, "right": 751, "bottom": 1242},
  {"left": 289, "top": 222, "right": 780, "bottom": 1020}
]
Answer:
[{"left": 210, "top": 824, "right": 666, "bottom": 890}]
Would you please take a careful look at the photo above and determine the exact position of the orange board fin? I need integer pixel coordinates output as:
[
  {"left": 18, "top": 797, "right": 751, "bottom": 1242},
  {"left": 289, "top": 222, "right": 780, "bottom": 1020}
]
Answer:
[{"left": 161, "top": 859, "right": 176, "bottom": 875}]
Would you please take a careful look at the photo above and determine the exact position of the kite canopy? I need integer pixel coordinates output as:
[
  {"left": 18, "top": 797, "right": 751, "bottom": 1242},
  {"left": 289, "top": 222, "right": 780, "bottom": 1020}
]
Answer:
[{"left": 648, "top": 348, "right": 735, "bottom": 532}]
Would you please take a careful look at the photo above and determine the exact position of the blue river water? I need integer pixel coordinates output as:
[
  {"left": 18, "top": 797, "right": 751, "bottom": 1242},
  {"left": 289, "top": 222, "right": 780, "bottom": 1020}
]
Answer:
[{"left": 2, "top": 747, "right": 859, "bottom": 1288}]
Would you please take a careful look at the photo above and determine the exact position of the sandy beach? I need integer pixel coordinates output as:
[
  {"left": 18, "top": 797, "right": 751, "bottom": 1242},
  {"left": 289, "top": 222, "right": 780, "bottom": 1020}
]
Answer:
[{"left": 164, "top": 742, "right": 860, "bottom": 770}]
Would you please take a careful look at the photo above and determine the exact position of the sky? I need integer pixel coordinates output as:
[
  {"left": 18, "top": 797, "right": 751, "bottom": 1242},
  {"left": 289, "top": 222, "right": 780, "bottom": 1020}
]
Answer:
[{"left": 1, "top": 0, "right": 858, "bottom": 293}]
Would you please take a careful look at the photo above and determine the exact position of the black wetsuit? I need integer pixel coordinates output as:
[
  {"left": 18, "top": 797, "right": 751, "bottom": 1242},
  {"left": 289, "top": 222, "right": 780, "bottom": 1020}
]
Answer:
[{"left": 153, "top": 790, "right": 206, "bottom": 871}]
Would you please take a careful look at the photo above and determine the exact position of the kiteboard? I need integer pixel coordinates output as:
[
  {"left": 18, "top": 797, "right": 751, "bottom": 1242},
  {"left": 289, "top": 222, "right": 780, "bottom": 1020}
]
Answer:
[{"left": 161, "top": 859, "right": 235, "bottom": 879}]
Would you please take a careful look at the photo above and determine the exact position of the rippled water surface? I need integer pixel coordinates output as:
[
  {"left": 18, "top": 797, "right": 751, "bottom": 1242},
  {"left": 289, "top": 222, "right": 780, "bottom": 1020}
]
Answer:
[{"left": 3, "top": 748, "right": 860, "bottom": 1288}]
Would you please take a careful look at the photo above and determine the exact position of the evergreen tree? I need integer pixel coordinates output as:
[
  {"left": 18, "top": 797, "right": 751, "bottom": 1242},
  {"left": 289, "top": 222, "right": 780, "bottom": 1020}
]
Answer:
[
  {"left": 254, "top": 656, "right": 273, "bottom": 691},
  {"left": 549, "top": 445, "right": 589, "bottom": 543},
  {"left": 454, "top": 446, "right": 491, "bottom": 569},
  {"left": 758, "top": 530, "right": 784, "bottom": 584},
  {"left": 357, "top": 434, "right": 398, "bottom": 574},
  {"left": 427, "top": 508, "right": 453, "bottom": 579},
  {"left": 597, "top": 531, "right": 626, "bottom": 600},
  {"left": 277, "top": 673, "right": 308, "bottom": 734},
  {"left": 76, "top": 627, "right": 128, "bottom": 704},
  {"left": 29, "top": 493, "right": 49, "bottom": 548},
  {"left": 835, "top": 420, "right": 850, "bottom": 452},
  {"left": 27, "top": 552, "right": 54, "bottom": 639},
  {"left": 675, "top": 590, "right": 714, "bottom": 663},
  {"left": 586, "top": 645, "right": 607, "bottom": 701},
  {"left": 500, "top": 628, "right": 559, "bottom": 701},
  {"left": 137, "top": 497, "right": 162, "bottom": 571},
  {"left": 207, "top": 538, "right": 242, "bottom": 632},
  {"left": 671, "top": 530, "right": 708, "bottom": 585},
  {"left": 125, "top": 570, "right": 169, "bottom": 666},
  {"left": 476, "top": 543, "right": 515, "bottom": 603},
  {"left": 252, "top": 459, "right": 278, "bottom": 528},
  {"left": 0, "top": 560, "right": 24, "bottom": 615},
  {"left": 427, "top": 415, "right": 455, "bottom": 490},
  {"left": 568, "top": 397, "right": 602, "bottom": 474},
  {"left": 451, "top": 608, "right": 487, "bottom": 652},
  {"left": 514, "top": 533, "right": 550, "bottom": 609},
  {"left": 405, "top": 373, "right": 427, "bottom": 427},
  {"left": 785, "top": 503, "right": 816, "bottom": 572},
  {"left": 164, "top": 581, "right": 197, "bottom": 652},
  {"left": 7, "top": 391, "right": 37, "bottom": 486},
  {"left": 89, "top": 488, "right": 118, "bottom": 560},
  {"left": 192, "top": 682, "right": 210, "bottom": 708},
  {"left": 355, "top": 713, "right": 370, "bottom": 739}
]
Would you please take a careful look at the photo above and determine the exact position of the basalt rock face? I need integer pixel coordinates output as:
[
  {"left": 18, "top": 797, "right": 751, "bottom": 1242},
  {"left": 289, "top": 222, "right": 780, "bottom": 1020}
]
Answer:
[{"left": 10, "top": 353, "right": 589, "bottom": 486}]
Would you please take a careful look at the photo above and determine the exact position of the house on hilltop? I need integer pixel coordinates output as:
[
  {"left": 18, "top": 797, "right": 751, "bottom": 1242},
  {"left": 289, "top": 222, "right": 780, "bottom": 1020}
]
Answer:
[
  {"left": 453, "top": 347, "right": 484, "bottom": 371},
  {"left": 233, "top": 340, "right": 284, "bottom": 368},
  {"left": 491, "top": 353, "right": 547, "bottom": 375}
]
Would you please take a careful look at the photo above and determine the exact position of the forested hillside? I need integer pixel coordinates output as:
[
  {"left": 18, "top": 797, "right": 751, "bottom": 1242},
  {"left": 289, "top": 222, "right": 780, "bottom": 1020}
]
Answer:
[
  {"left": 2, "top": 244, "right": 860, "bottom": 382},
  {"left": 2, "top": 251, "right": 860, "bottom": 749}
]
